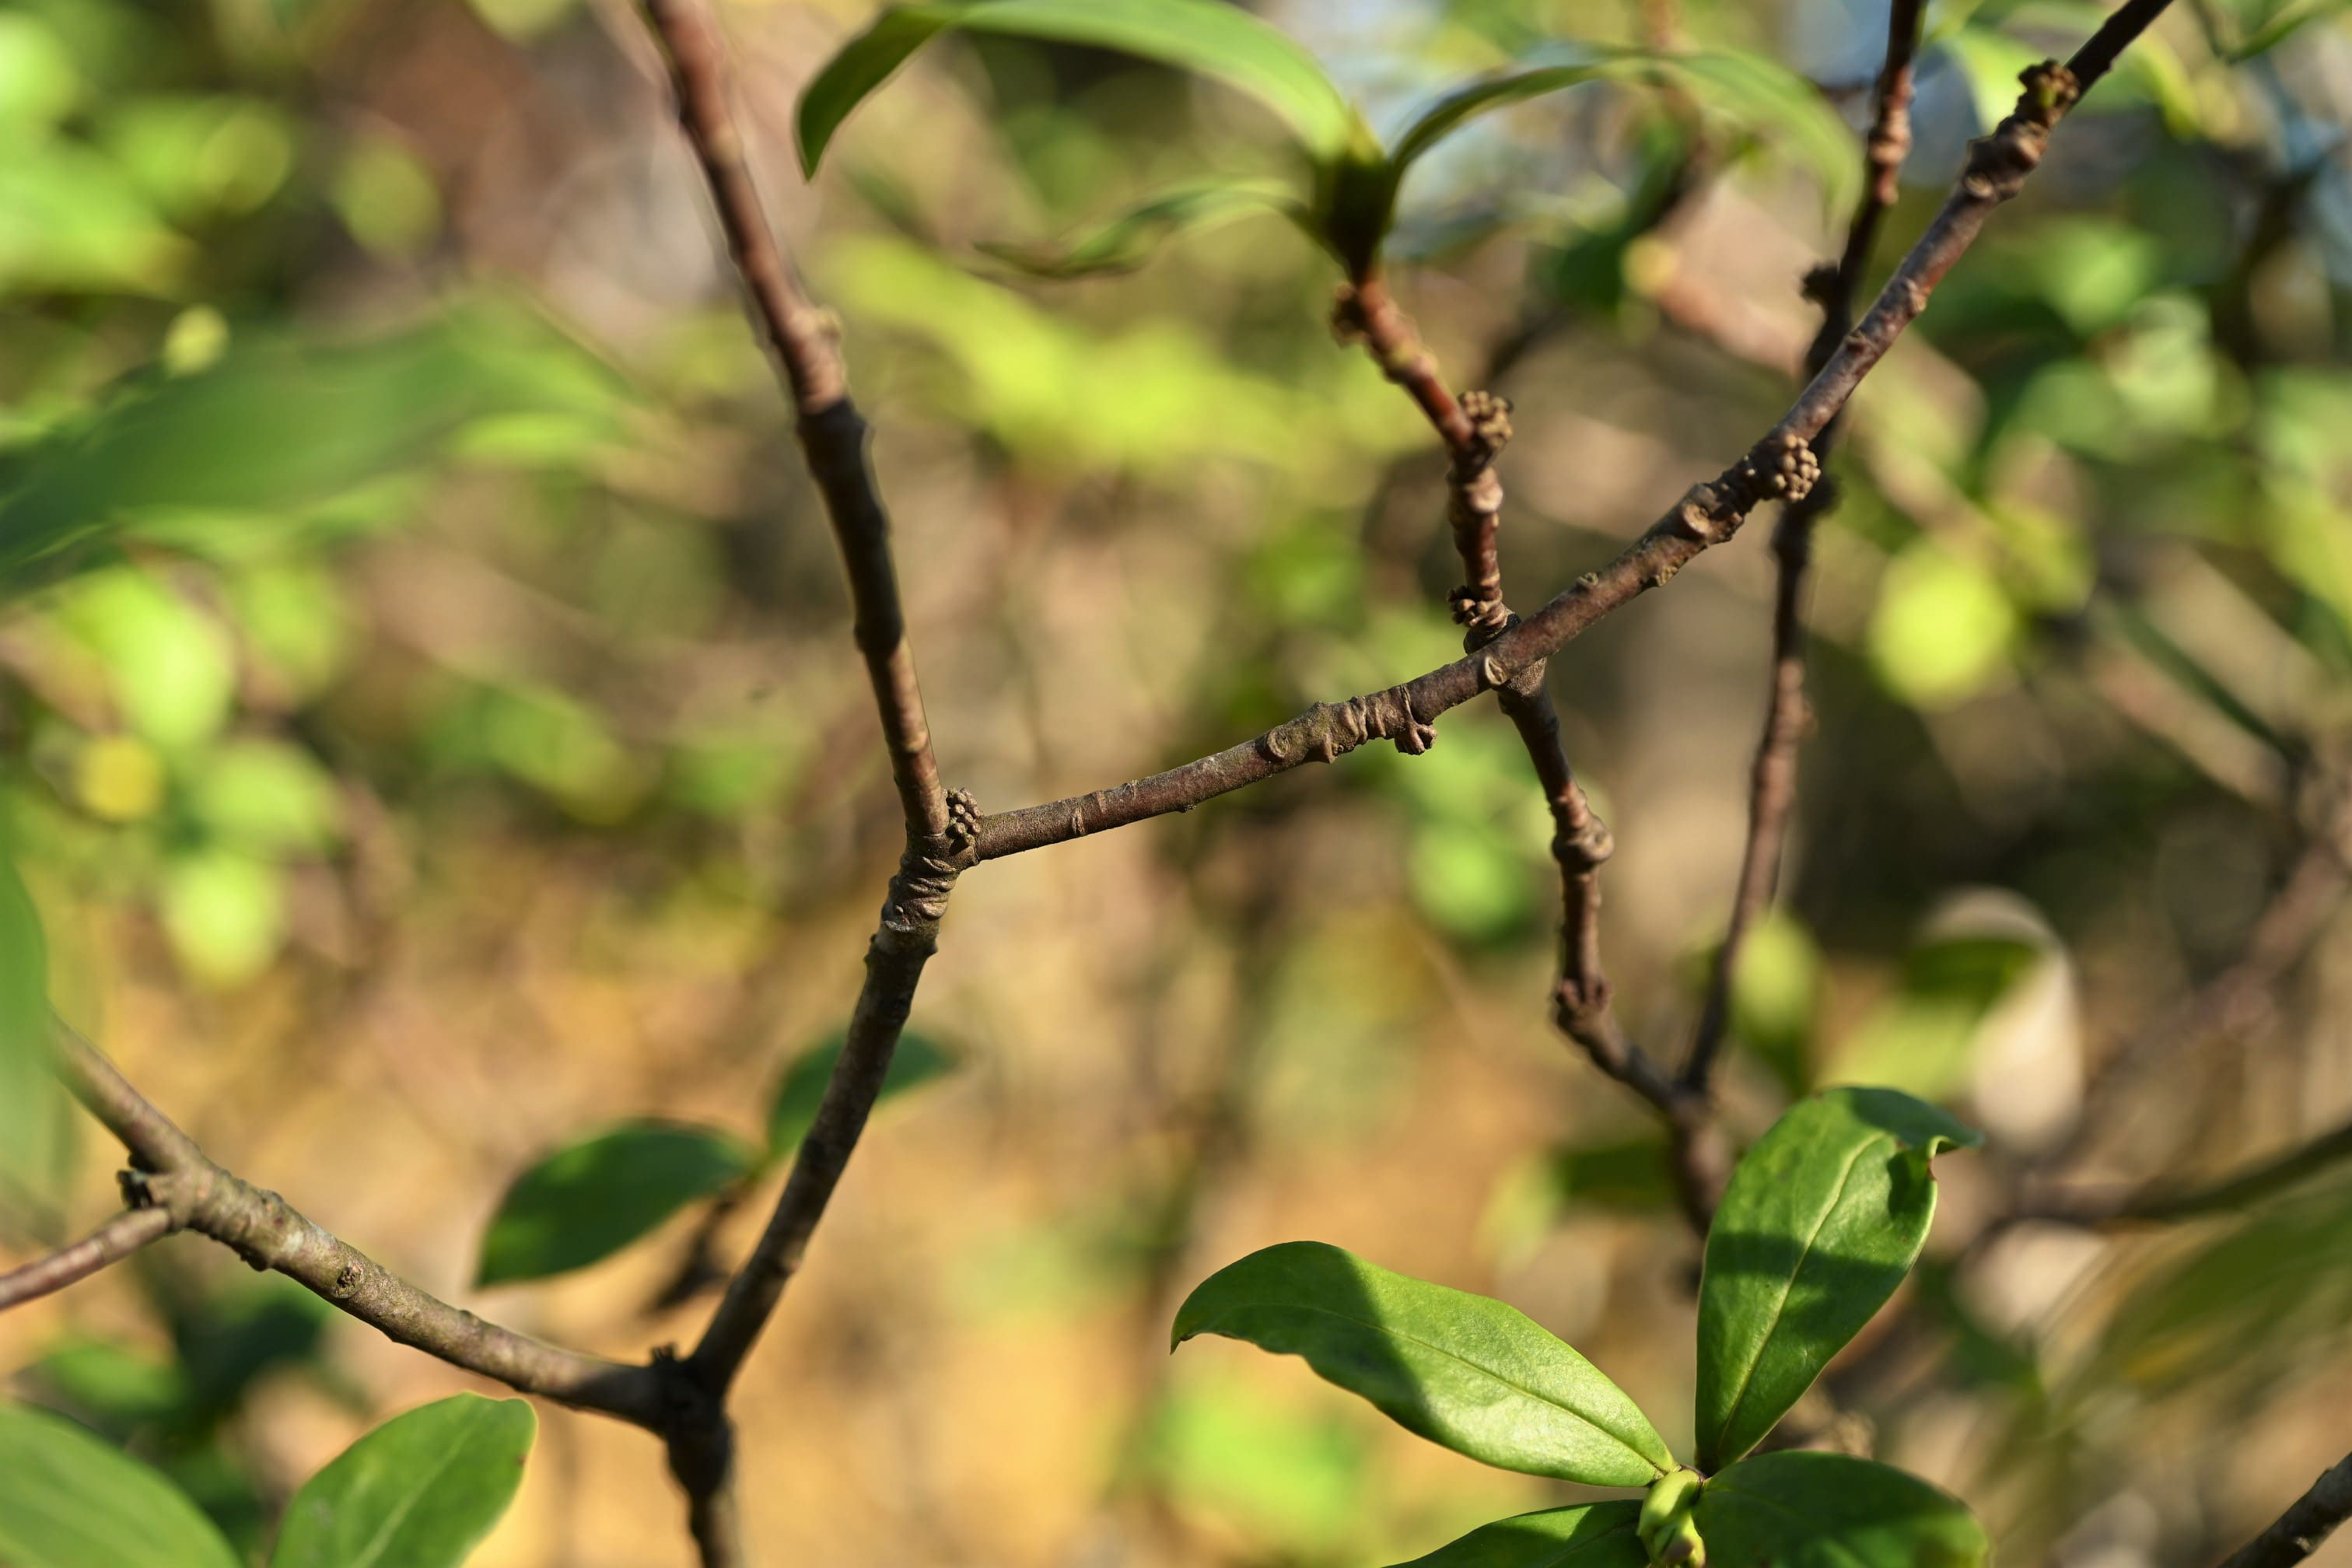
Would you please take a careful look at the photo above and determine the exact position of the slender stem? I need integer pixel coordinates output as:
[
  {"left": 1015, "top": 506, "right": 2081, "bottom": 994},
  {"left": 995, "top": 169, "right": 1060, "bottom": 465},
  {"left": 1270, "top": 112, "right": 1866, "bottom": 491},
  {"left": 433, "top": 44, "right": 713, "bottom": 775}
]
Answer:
[
  {"left": 1682, "top": 0, "right": 1925, "bottom": 1094},
  {"left": 641, "top": 0, "right": 947, "bottom": 848},
  {"left": 2217, "top": 1451, "right": 2352, "bottom": 1568},
  {"left": 637, "top": 0, "right": 967, "bottom": 1435},
  {"left": 53, "top": 1024, "right": 672, "bottom": 1427},
  {"left": 980, "top": 27, "right": 2156, "bottom": 863},
  {"left": 0, "top": 1207, "right": 170, "bottom": 1311},
  {"left": 1341, "top": 273, "right": 1680, "bottom": 1144}
]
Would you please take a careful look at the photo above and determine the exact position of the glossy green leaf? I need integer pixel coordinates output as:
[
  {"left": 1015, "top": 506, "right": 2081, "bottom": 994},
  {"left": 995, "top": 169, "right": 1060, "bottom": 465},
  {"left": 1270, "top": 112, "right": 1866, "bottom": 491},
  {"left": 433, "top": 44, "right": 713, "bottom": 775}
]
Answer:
[
  {"left": 1388, "top": 1500, "right": 1647, "bottom": 1568},
  {"left": 1173, "top": 1241, "right": 1671, "bottom": 1486},
  {"left": 0, "top": 1402, "right": 241, "bottom": 1568},
  {"left": 765, "top": 1028, "right": 957, "bottom": 1162},
  {"left": 978, "top": 178, "right": 1307, "bottom": 278},
  {"left": 270, "top": 1394, "right": 535, "bottom": 1568},
  {"left": 476, "top": 1122, "right": 754, "bottom": 1285},
  {"left": 1694, "top": 1089, "right": 1979, "bottom": 1472},
  {"left": 1693, "top": 1452, "right": 1986, "bottom": 1568},
  {"left": 797, "top": 0, "right": 1366, "bottom": 176}
]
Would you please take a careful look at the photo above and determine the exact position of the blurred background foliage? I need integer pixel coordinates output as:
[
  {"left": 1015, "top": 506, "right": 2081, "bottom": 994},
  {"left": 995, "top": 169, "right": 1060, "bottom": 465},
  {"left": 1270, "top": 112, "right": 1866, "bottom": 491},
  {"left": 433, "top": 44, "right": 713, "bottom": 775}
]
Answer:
[{"left": 0, "top": 0, "right": 2348, "bottom": 1561}]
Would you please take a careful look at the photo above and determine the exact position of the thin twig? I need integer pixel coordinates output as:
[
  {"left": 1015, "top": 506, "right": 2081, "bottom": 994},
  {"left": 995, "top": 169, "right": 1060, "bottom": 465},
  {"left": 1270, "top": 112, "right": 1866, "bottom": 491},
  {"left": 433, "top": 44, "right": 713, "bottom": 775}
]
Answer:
[
  {"left": 979, "top": 21, "right": 2161, "bottom": 863},
  {"left": 1682, "top": 0, "right": 1925, "bottom": 1094},
  {"left": 52, "top": 1024, "right": 673, "bottom": 1427},
  {"left": 2217, "top": 1451, "right": 2352, "bottom": 1568},
  {"left": 0, "top": 1206, "right": 171, "bottom": 1311},
  {"left": 636, "top": 0, "right": 963, "bottom": 1428}
]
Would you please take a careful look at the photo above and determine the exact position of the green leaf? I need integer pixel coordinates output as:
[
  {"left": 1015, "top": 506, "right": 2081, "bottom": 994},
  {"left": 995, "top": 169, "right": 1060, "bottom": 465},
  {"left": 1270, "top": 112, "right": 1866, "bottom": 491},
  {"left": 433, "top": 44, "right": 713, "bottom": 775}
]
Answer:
[
  {"left": 270, "top": 1394, "right": 536, "bottom": 1568},
  {"left": 476, "top": 1122, "right": 754, "bottom": 1285},
  {"left": 978, "top": 178, "right": 1308, "bottom": 278},
  {"left": 796, "top": 0, "right": 1366, "bottom": 177},
  {"left": 765, "top": 1028, "right": 957, "bottom": 1163},
  {"left": 1172, "top": 1241, "right": 1672, "bottom": 1486},
  {"left": 0, "top": 1402, "right": 241, "bottom": 1568},
  {"left": 1387, "top": 1500, "right": 1647, "bottom": 1568},
  {"left": 0, "top": 848, "right": 68, "bottom": 1221},
  {"left": 1546, "top": 1134, "right": 1675, "bottom": 1215},
  {"left": 1664, "top": 52, "right": 1857, "bottom": 214},
  {"left": 185, "top": 739, "right": 345, "bottom": 856},
  {"left": 1693, "top": 1089, "right": 1979, "bottom": 1472},
  {"left": 157, "top": 849, "right": 285, "bottom": 989},
  {"left": 1141, "top": 1370, "right": 1370, "bottom": 1553},
  {"left": 1867, "top": 541, "right": 2019, "bottom": 709},
  {"left": 1693, "top": 1452, "right": 1986, "bottom": 1568}
]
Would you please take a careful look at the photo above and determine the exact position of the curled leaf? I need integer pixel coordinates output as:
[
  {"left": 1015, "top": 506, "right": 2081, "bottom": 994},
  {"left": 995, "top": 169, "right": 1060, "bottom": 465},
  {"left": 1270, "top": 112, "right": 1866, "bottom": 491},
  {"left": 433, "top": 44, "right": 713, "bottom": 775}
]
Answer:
[
  {"left": 797, "top": 0, "right": 1367, "bottom": 176},
  {"left": 978, "top": 179, "right": 1309, "bottom": 278}
]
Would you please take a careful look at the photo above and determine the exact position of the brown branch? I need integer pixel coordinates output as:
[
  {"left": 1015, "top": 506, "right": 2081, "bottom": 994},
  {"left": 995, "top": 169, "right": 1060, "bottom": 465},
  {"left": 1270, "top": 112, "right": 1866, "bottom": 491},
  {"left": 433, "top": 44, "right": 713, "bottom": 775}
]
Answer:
[
  {"left": 638, "top": 0, "right": 967, "bottom": 1442},
  {"left": 1681, "top": 0, "right": 1925, "bottom": 1094},
  {"left": 639, "top": 0, "right": 947, "bottom": 848},
  {"left": 2217, "top": 1451, "right": 2352, "bottom": 1568},
  {"left": 0, "top": 1206, "right": 171, "bottom": 1311},
  {"left": 52, "top": 1024, "right": 674, "bottom": 1429},
  {"left": 979, "top": 19, "right": 2160, "bottom": 862}
]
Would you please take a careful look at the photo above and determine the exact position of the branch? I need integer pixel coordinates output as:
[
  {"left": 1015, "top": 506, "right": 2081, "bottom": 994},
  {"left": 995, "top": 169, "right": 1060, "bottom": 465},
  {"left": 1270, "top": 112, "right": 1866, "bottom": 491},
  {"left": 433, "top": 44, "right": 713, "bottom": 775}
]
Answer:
[
  {"left": 52, "top": 1024, "right": 673, "bottom": 1429},
  {"left": 2217, "top": 1451, "right": 2352, "bottom": 1568},
  {"left": 1682, "top": 0, "right": 1926, "bottom": 1094},
  {"left": 639, "top": 0, "right": 947, "bottom": 848},
  {"left": 1339, "top": 272, "right": 1685, "bottom": 1141},
  {"left": 979, "top": 16, "right": 2166, "bottom": 862},
  {"left": 0, "top": 1206, "right": 171, "bottom": 1311},
  {"left": 637, "top": 0, "right": 966, "bottom": 1424}
]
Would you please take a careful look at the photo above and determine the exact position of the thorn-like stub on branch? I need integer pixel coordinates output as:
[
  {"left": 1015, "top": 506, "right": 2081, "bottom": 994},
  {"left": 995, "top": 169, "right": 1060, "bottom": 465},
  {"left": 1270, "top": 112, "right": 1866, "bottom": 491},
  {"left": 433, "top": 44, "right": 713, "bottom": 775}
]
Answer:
[
  {"left": 944, "top": 787, "right": 981, "bottom": 855},
  {"left": 1556, "top": 818, "right": 1615, "bottom": 871},
  {"left": 1458, "top": 389, "right": 1514, "bottom": 460},
  {"left": 1552, "top": 975, "right": 1615, "bottom": 1034},
  {"left": 2014, "top": 59, "right": 2080, "bottom": 128}
]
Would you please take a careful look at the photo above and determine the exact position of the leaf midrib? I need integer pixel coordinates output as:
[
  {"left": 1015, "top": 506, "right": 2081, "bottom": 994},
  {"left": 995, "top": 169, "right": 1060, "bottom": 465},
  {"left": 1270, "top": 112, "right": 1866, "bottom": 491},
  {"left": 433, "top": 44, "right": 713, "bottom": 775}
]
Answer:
[
  {"left": 345, "top": 1416, "right": 477, "bottom": 1568},
  {"left": 1710, "top": 1130, "right": 1891, "bottom": 1461},
  {"left": 1202, "top": 1298, "right": 1663, "bottom": 1475}
]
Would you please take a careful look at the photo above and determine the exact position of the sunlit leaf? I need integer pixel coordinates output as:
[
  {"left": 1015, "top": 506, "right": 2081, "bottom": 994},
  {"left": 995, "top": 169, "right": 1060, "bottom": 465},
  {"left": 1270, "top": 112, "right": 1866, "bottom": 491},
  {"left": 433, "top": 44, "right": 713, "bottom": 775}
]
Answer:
[
  {"left": 158, "top": 849, "right": 285, "bottom": 988},
  {"left": 1388, "top": 1500, "right": 1647, "bottom": 1568},
  {"left": 1143, "top": 1371, "right": 1370, "bottom": 1554},
  {"left": 765, "top": 1028, "right": 957, "bottom": 1163},
  {"left": 185, "top": 739, "right": 344, "bottom": 856},
  {"left": 476, "top": 1122, "right": 754, "bottom": 1285},
  {"left": 798, "top": 0, "right": 1367, "bottom": 176},
  {"left": 1867, "top": 541, "right": 2018, "bottom": 709},
  {"left": 270, "top": 1395, "right": 535, "bottom": 1568},
  {"left": 1694, "top": 1089, "right": 1979, "bottom": 1472},
  {"left": 0, "top": 1402, "right": 240, "bottom": 1568},
  {"left": 1173, "top": 1241, "right": 1672, "bottom": 1486},
  {"left": 1729, "top": 909, "right": 1822, "bottom": 1098},
  {"left": 1694, "top": 1452, "right": 1986, "bottom": 1568},
  {"left": 979, "top": 178, "right": 1307, "bottom": 278}
]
